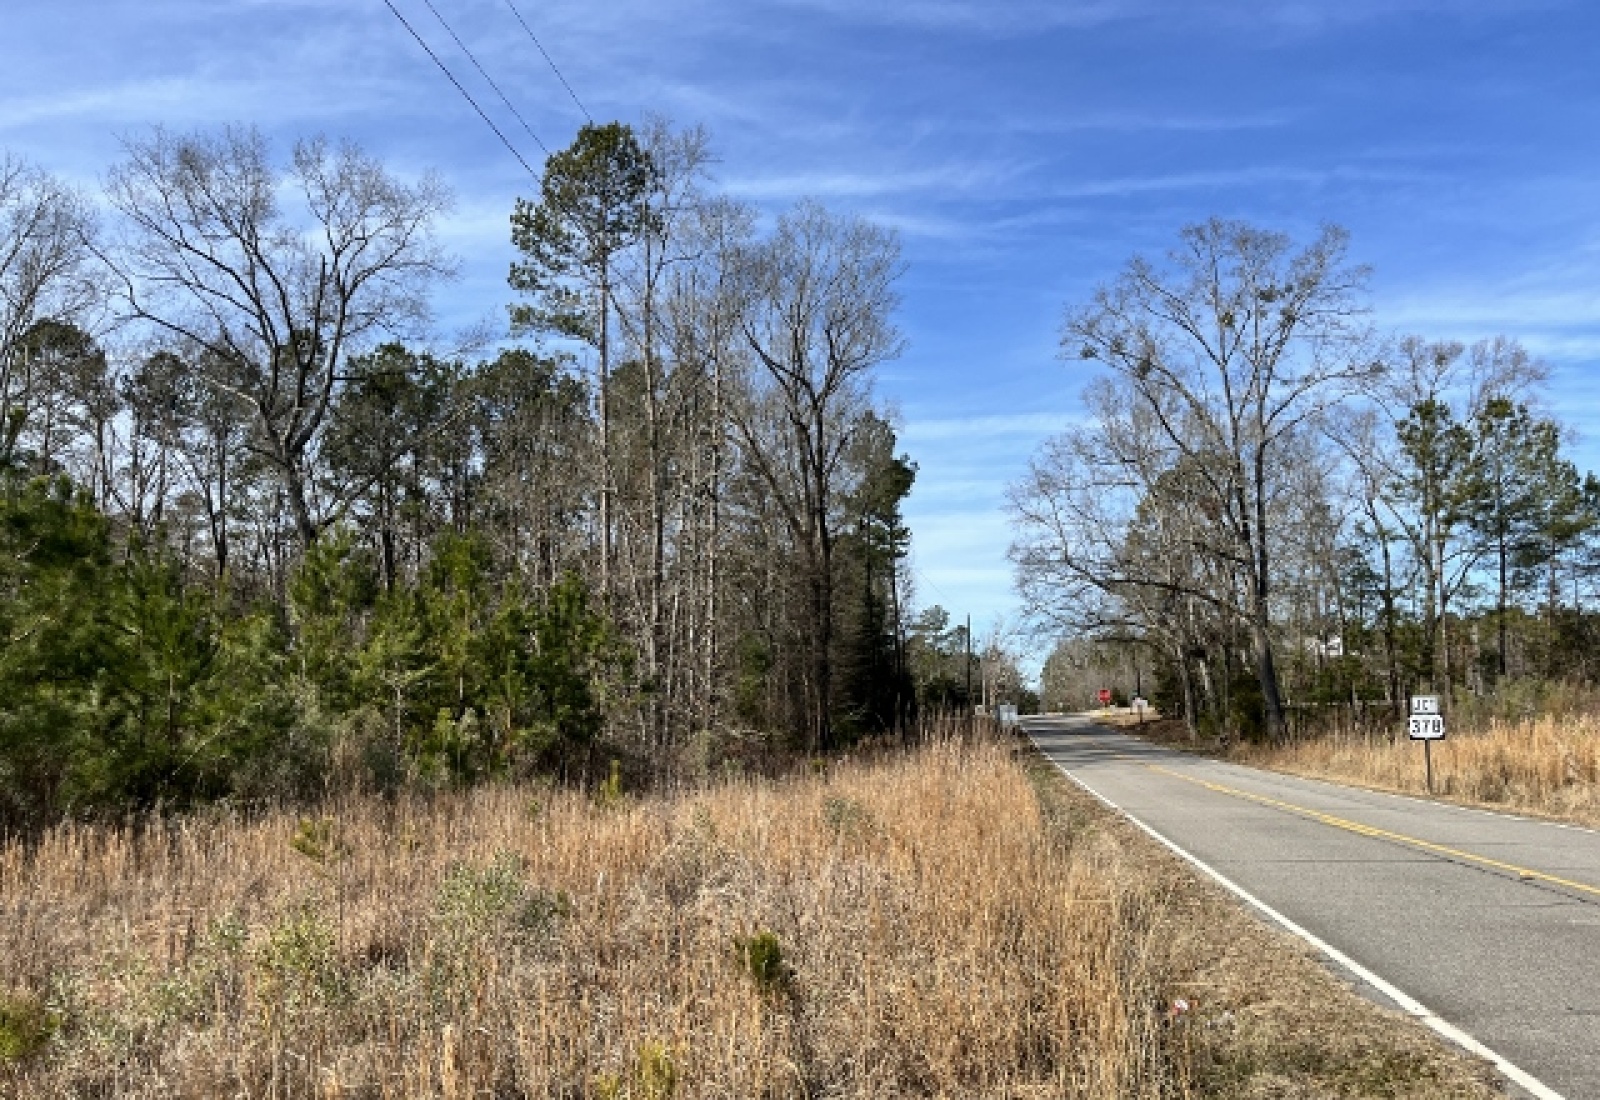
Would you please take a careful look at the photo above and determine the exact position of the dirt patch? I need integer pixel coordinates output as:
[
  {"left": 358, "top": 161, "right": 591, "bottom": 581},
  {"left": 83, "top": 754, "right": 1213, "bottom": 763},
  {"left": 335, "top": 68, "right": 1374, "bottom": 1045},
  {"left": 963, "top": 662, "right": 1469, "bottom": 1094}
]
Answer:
[{"left": 1096, "top": 711, "right": 1205, "bottom": 748}]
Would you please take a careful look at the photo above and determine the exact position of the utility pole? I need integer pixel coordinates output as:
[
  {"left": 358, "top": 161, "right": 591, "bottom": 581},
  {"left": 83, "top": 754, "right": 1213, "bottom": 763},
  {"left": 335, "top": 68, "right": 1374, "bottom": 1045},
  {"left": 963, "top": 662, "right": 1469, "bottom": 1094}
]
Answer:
[{"left": 965, "top": 613, "right": 973, "bottom": 721}]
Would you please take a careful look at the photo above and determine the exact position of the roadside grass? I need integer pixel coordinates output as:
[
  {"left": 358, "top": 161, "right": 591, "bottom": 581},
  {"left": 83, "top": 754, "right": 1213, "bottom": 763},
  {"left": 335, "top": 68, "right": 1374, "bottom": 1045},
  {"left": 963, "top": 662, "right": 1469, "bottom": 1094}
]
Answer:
[
  {"left": 1105, "top": 705, "right": 1600, "bottom": 828},
  {"left": 2, "top": 734, "right": 1185, "bottom": 1098},
  {"left": 1235, "top": 713, "right": 1600, "bottom": 828},
  {"left": 0, "top": 730, "right": 1507, "bottom": 1098}
]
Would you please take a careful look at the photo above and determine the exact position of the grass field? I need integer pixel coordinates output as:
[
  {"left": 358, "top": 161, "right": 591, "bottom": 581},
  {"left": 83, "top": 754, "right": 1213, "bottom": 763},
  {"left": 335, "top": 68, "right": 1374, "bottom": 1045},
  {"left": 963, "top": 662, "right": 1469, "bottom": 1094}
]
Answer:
[
  {"left": 1240, "top": 714, "right": 1600, "bottom": 828},
  {"left": 0, "top": 734, "right": 1504, "bottom": 1098},
  {"left": 1101, "top": 702, "right": 1600, "bottom": 830}
]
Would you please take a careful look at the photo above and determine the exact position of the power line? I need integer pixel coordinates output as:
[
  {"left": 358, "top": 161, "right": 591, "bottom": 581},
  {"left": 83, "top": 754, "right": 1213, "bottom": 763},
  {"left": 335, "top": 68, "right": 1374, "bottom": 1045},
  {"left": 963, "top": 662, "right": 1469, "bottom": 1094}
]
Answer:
[
  {"left": 912, "top": 563, "right": 960, "bottom": 613},
  {"left": 415, "top": 0, "right": 551, "bottom": 157},
  {"left": 379, "top": 0, "right": 542, "bottom": 180},
  {"left": 502, "top": 0, "right": 593, "bottom": 123}
]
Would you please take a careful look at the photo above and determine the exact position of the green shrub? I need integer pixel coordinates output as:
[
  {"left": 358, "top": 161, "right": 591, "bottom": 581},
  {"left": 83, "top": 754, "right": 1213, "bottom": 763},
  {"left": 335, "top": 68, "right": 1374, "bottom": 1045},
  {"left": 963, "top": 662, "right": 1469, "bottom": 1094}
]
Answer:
[
  {"left": 636, "top": 1040, "right": 678, "bottom": 1099},
  {"left": 432, "top": 854, "right": 569, "bottom": 953},
  {"left": 594, "top": 1041, "right": 678, "bottom": 1100},
  {"left": 290, "top": 815, "right": 342, "bottom": 870},
  {"left": 597, "top": 757, "right": 625, "bottom": 808},
  {"left": 254, "top": 902, "right": 343, "bottom": 1007},
  {"left": 0, "top": 988, "right": 58, "bottom": 1062},
  {"left": 821, "top": 794, "right": 874, "bottom": 840},
  {"left": 436, "top": 852, "right": 567, "bottom": 932},
  {"left": 436, "top": 853, "right": 527, "bottom": 930},
  {"left": 733, "top": 930, "right": 791, "bottom": 996}
]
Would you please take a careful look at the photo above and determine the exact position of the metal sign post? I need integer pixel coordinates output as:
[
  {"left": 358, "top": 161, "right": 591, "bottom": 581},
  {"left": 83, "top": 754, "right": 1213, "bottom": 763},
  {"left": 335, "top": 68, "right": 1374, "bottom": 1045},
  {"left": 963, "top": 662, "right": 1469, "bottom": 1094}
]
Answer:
[{"left": 1407, "top": 695, "right": 1445, "bottom": 793}]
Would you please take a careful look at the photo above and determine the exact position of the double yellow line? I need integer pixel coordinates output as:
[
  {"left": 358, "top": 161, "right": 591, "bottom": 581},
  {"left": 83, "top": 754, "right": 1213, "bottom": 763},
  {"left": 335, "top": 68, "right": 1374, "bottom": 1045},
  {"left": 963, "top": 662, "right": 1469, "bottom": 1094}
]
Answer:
[{"left": 1142, "top": 759, "right": 1600, "bottom": 901}]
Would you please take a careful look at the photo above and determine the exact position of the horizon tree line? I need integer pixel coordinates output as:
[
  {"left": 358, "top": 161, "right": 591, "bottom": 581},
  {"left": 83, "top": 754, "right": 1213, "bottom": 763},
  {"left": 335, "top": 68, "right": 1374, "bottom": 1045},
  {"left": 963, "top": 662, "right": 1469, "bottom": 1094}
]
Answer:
[
  {"left": 0, "top": 120, "right": 929, "bottom": 831},
  {"left": 1011, "top": 219, "right": 1600, "bottom": 740}
]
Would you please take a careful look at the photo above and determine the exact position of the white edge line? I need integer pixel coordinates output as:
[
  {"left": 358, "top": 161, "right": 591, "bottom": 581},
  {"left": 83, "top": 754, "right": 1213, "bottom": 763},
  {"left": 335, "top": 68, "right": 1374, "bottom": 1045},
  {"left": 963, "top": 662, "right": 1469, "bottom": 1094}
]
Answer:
[{"left": 1037, "top": 744, "right": 1566, "bottom": 1100}]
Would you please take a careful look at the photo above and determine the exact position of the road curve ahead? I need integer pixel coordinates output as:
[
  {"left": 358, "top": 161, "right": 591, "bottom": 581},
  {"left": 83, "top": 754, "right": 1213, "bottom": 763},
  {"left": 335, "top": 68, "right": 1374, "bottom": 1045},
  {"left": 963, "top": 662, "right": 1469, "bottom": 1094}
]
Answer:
[{"left": 1026, "top": 714, "right": 1600, "bottom": 1100}]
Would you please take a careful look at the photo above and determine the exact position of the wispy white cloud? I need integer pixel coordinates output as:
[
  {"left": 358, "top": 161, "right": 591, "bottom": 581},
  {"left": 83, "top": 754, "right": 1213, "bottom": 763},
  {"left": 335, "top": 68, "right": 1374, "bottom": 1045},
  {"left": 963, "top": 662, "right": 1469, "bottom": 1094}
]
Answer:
[
  {"left": 722, "top": 161, "right": 1021, "bottom": 201},
  {"left": 771, "top": 0, "right": 1141, "bottom": 33},
  {"left": 1000, "top": 109, "right": 1294, "bottom": 136},
  {"left": 902, "top": 412, "right": 1082, "bottom": 442},
  {"left": 1383, "top": 293, "right": 1600, "bottom": 339},
  {"left": 769, "top": 0, "right": 1541, "bottom": 36},
  {"left": 1044, "top": 164, "right": 1436, "bottom": 201},
  {"left": 853, "top": 209, "right": 982, "bottom": 240},
  {"left": 1381, "top": 260, "right": 1600, "bottom": 351},
  {"left": 0, "top": 81, "right": 195, "bottom": 131}
]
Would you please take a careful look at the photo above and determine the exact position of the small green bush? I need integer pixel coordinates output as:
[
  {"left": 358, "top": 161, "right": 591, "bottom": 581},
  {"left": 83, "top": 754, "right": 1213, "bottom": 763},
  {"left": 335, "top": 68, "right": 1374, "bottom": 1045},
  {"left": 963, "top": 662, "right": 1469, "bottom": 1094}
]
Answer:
[
  {"left": 436, "top": 853, "right": 527, "bottom": 930},
  {"left": 733, "top": 930, "right": 791, "bottom": 996},
  {"left": 290, "top": 815, "right": 342, "bottom": 869},
  {"left": 636, "top": 1039, "right": 678, "bottom": 1099},
  {"left": 821, "top": 795, "right": 874, "bottom": 840},
  {"left": 0, "top": 988, "right": 58, "bottom": 1062},
  {"left": 597, "top": 758, "right": 625, "bottom": 807},
  {"left": 204, "top": 911, "right": 249, "bottom": 957},
  {"left": 255, "top": 902, "right": 343, "bottom": 1006},
  {"left": 594, "top": 1041, "right": 678, "bottom": 1100},
  {"left": 434, "top": 852, "right": 570, "bottom": 938}
]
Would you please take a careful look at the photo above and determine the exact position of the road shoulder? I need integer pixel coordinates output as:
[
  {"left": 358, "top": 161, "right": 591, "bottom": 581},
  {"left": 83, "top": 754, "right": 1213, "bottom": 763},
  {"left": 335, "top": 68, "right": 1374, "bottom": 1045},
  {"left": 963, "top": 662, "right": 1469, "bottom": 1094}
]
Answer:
[{"left": 1020, "top": 741, "right": 1511, "bottom": 1099}]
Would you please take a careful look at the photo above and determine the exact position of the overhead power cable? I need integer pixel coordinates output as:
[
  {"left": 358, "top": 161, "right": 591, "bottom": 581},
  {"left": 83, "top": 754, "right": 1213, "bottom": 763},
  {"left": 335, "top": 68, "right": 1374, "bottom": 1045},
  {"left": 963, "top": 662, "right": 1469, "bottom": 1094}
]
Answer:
[
  {"left": 913, "top": 564, "right": 959, "bottom": 612},
  {"left": 415, "top": 0, "right": 552, "bottom": 157},
  {"left": 502, "top": 0, "right": 593, "bottom": 122},
  {"left": 379, "top": 0, "right": 542, "bottom": 180}
]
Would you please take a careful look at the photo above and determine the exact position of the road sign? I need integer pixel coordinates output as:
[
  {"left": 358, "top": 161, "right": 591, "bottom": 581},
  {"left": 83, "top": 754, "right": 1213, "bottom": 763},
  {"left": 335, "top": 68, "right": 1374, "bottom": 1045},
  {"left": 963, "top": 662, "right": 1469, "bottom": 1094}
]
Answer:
[
  {"left": 1408, "top": 714, "right": 1445, "bottom": 740},
  {"left": 1406, "top": 695, "right": 1445, "bottom": 792},
  {"left": 1097, "top": 688, "right": 1112, "bottom": 705}
]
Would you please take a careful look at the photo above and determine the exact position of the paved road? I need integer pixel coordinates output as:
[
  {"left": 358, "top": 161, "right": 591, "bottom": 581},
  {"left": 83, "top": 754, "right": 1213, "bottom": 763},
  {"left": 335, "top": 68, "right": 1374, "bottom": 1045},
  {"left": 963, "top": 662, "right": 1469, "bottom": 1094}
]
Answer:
[{"left": 1026, "top": 714, "right": 1600, "bottom": 1100}]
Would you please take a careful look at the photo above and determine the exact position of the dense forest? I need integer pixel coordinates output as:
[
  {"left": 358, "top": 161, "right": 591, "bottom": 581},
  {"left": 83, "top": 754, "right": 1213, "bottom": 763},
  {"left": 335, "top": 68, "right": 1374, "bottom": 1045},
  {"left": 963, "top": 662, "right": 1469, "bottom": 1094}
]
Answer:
[
  {"left": 0, "top": 121, "right": 988, "bottom": 831},
  {"left": 1013, "top": 221, "right": 1600, "bottom": 740}
]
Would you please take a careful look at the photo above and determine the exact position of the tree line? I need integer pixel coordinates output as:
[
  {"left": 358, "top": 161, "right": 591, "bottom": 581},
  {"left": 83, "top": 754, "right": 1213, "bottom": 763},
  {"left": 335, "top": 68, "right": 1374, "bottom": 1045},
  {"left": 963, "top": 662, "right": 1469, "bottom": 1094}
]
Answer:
[
  {"left": 1010, "top": 220, "right": 1600, "bottom": 740},
  {"left": 0, "top": 120, "right": 936, "bottom": 831}
]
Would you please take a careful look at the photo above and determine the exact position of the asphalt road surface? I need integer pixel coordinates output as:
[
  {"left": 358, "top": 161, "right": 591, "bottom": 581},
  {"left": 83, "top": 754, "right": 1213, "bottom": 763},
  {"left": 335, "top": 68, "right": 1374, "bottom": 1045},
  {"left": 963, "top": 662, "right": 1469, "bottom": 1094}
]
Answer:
[{"left": 1025, "top": 714, "right": 1600, "bottom": 1100}]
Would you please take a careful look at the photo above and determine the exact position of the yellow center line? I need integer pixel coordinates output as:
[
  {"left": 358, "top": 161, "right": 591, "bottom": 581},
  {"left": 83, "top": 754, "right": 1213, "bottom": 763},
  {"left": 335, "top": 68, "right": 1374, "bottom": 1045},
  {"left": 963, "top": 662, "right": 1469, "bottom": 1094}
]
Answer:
[{"left": 1130, "top": 756, "right": 1600, "bottom": 901}]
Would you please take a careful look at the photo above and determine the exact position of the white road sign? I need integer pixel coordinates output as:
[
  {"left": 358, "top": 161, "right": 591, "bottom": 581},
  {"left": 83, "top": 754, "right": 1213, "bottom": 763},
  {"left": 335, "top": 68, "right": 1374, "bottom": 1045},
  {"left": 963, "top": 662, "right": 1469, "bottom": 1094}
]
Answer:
[
  {"left": 1410, "top": 695, "right": 1440, "bottom": 715},
  {"left": 1408, "top": 714, "right": 1445, "bottom": 740}
]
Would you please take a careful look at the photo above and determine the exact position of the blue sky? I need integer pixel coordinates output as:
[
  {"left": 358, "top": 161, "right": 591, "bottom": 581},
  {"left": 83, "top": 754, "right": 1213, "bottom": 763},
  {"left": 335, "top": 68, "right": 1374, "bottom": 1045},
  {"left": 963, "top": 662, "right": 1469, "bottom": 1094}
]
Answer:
[{"left": 5, "top": 0, "right": 1599, "bottom": 662}]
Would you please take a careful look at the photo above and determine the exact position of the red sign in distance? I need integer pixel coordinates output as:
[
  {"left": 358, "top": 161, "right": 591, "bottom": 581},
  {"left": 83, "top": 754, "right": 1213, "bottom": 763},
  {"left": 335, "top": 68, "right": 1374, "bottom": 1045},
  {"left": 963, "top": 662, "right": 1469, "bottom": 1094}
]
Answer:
[{"left": 1097, "top": 688, "right": 1112, "bottom": 705}]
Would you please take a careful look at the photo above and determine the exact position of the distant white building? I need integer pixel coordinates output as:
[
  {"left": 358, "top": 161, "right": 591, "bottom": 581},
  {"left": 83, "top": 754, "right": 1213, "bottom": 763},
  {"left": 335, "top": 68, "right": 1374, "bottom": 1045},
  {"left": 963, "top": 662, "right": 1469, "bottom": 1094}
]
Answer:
[{"left": 1300, "top": 634, "right": 1346, "bottom": 659}]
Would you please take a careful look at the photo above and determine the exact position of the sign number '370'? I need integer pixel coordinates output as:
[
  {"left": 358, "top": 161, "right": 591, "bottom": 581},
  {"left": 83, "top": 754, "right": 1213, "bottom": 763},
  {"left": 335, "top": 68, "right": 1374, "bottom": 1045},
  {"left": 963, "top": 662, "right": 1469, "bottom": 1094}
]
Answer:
[{"left": 1408, "top": 695, "right": 1445, "bottom": 741}]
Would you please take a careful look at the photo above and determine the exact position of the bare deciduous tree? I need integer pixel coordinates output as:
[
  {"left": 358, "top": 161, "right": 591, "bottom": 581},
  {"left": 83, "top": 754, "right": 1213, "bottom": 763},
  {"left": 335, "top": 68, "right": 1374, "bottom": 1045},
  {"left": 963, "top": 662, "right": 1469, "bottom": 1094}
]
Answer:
[
  {"left": 0, "top": 155, "right": 99, "bottom": 469},
  {"left": 1061, "top": 219, "right": 1374, "bottom": 741},
  {"left": 103, "top": 127, "right": 452, "bottom": 546},
  {"left": 732, "top": 201, "right": 905, "bottom": 750}
]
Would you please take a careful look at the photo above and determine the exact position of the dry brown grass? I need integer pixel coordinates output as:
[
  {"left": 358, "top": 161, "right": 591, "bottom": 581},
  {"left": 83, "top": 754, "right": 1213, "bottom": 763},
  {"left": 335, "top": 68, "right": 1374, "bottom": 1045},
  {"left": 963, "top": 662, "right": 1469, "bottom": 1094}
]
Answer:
[
  {"left": 1237, "top": 714, "right": 1600, "bottom": 827},
  {"left": 1018, "top": 752, "right": 1504, "bottom": 1100},
  {"left": 0, "top": 731, "right": 1515, "bottom": 1099},
  {"left": 2, "top": 737, "right": 1191, "bottom": 1099}
]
